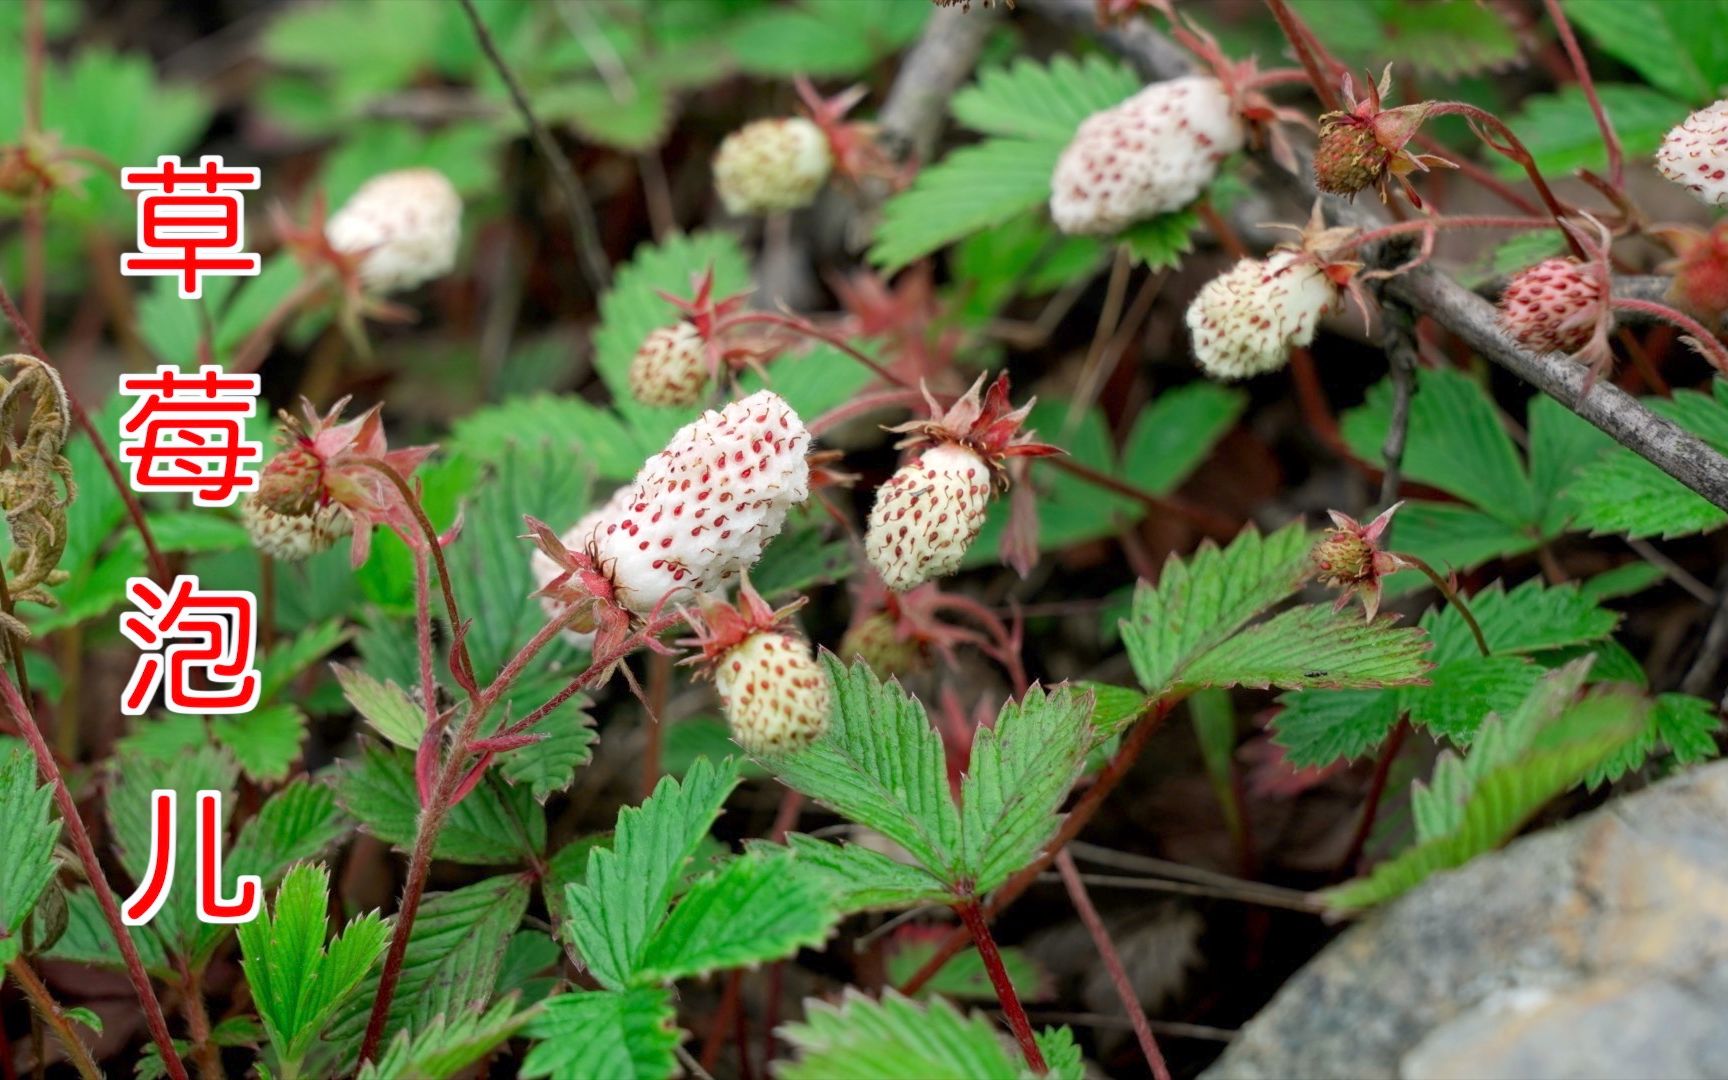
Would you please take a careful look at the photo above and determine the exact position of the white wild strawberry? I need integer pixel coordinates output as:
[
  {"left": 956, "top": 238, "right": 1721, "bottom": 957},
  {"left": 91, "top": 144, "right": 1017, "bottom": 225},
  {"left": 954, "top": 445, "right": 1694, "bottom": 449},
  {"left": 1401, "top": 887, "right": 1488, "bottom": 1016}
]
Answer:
[
  {"left": 1656, "top": 100, "right": 1728, "bottom": 207},
  {"left": 1499, "top": 257, "right": 1609, "bottom": 356},
  {"left": 1050, "top": 76, "right": 1245, "bottom": 236},
  {"left": 325, "top": 168, "right": 462, "bottom": 293},
  {"left": 681, "top": 582, "right": 829, "bottom": 755},
  {"left": 240, "top": 495, "right": 351, "bottom": 562},
  {"left": 864, "top": 375, "right": 1057, "bottom": 592},
  {"left": 628, "top": 322, "right": 710, "bottom": 408},
  {"left": 594, "top": 390, "right": 810, "bottom": 613},
  {"left": 866, "top": 444, "right": 992, "bottom": 592},
  {"left": 713, "top": 118, "right": 833, "bottom": 215},
  {"left": 1185, "top": 250, "right": 1339, "bottom": 380}
]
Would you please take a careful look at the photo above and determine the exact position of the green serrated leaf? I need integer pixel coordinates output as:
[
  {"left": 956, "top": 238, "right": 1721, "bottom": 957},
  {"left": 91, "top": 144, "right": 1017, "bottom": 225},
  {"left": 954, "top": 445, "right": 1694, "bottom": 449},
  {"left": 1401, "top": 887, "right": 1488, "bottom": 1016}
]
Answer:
[
  {"left": 359, "top": 996, "right": 533, "bottom": 1080},
  {"left": 1564, "top": 0, "right": 1728, "bottom": 105},
  {"left": 1120, "top": 210, "right": 1199, "bottom": 270},
  {"left": 768, "top": 656, "right": 962, "bottom": 883},
  {"left": 1119, "top": 523, "right": 1315, "bottom": 698},
  {"left": 951, "top": 54, "right": 1142, "bottom": 141},
  {"left": 324, "top": 875, "right": 532, "bottom": 1064},
  {"left": 335, "top": 664, "right": 426, "bottom": 750},
  {"left": 960, "top": 685, "right": 1096, "bottom": 893},
  {"left": 1273, "top": 687, "right": 1405, "bottom": 768},
  {"left": 1590, "top": 691, "right": 1723, "bottom": 786},
  {"left": 1402, "top": 656, "right": 1542, "bottom": 743},
  {"left": 238, "top": 864, "right": 391, "bottom": 1068},
  {"left": 635, "top": 849, "right": 838, "bottom": 982},
  {"left": 333, "top": 743, "right": 545, "bottom": 864},
  {"left": 0, "top": 748, "right": 59, "bottom": 936},
  {"left": 44, "top": 887, "right": 169, "bottom": 974},
  {"left": 522, "top": 988, "right": 679, "bottom": 1080},
  {"left": 1328, "top": 660, "right": 1644, "bottom": 909},
  {"left": 566, "top": 757, "right": 741, "bottom": 990},
  {"left": 1119, "top": 383, "right": 1247, "bottom": 495},
  {"left": 779, "top": 989, "right": 1061, "bottom": 1080},
  {"left": 872, "top": 140, "right": 1061, "bottom": 271},
  {"left": 212, "top": 704, "right": 306, "bottom": 783},
  {"left": 1502, "top": 83, "right": 1690, "bottom": 181},
  {"left": 1177, "top": 604, "right": 1431, "bottom": 694},
  {"left": 497, "top": 695, "right": 596, "bottom": 802},
  {"left": 772, "top": 834, "right": 950, "bottom": 912},
  {"left": 1568, "top": 445, "right": 1728, "bottom": 540},
  {"left": 1423, "top": 579, "right": 1618, "bottom": 664}
]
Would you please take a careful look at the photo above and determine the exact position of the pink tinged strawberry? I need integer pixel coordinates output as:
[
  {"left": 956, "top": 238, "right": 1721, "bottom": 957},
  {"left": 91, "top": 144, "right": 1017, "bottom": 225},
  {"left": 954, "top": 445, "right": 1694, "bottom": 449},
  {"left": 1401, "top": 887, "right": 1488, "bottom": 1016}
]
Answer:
[
  {"left": 1049, "top": 76, "right": 1246, "bottom": 236},
  {"left": 1657, "top": 99, "right": 1728, "bottom": 207},
  {"left": 1498, "top": 257, "right": 1609, "bottom": 356},
  {"left": 628, "top": 322, "right": 710, "bottom": 408},
  {"left": 1185, "top": 250, "right": 1340, "bottom": 381}
]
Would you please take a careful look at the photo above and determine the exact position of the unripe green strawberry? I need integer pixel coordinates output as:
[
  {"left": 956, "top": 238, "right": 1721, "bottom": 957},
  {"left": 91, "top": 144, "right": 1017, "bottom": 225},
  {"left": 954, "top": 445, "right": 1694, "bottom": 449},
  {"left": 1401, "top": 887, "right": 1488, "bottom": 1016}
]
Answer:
[
  {"left": 628, "top": 322, "right": 709, "bottom": 408},
  {"left": 713, "top": 118, "right": 833, "bottom": 215},
  {"left": 715, "top": 630, "right": 830, "bottom": 755},
  {"left": 839, "top": 612, "right": 926, "bottom": 677}
]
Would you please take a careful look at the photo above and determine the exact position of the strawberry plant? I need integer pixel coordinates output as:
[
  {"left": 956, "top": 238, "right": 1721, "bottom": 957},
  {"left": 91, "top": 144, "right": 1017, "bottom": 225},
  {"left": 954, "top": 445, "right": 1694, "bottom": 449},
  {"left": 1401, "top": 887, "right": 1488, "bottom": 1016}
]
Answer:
[{"left": 0, "top": 0, "right": 1725, "bottom": 1078}]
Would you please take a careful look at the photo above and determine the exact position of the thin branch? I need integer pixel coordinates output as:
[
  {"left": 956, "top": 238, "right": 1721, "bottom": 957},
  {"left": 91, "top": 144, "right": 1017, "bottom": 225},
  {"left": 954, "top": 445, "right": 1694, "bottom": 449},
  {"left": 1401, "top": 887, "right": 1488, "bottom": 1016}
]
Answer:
[
  {"left": 1337, "top": 719, "right": 1411, "bottom": 875},
  {"left": 457, "top": 0, "right": 610, "bottom": 295},
  {"left": 1054, "top": 850, "right": 1172, "bottom": 1080},
  {"left": 957, "top": 900, "right": 1046, "bottom": 1073},
  {"left": 877, "top": 4, "right": 997, "bottom": 164},
  {"left": 1544, "top": 0, "right": 1622, "bottom": 189}
]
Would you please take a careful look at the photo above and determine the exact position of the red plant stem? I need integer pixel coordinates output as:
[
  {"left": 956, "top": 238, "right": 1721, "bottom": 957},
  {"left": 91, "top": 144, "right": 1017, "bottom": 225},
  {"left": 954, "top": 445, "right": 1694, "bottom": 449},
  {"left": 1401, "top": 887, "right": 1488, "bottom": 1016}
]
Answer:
[
  {"left": 0, "top": 281, "right": 171, "bottom": 584},
  {"left": 1428, "top": 103, "right": 1580, "bottom": 255},
  {"left": 1402, "top": 553, "right": 1490, "bottom": 657},
  {"left": 0, "top": 667, "right": 187, "bottom": 1080},
  {"left": 717, "top": 311, "right": 905, "bottom": 387},
  {"left": 699, "top": 970, "right": 744, "bottom": 1072},
  {"left": 1414, "top": 132, "right": 1543, "bottom": 215},
  {"left": 807, "top": 387, "right": 929, "bottom": 436},
  {"left": 6, "top": 954, "right": 101, "bottom": 1080},
  {"left": 1338, "top": 719, "right": 1411, "bottom": 875},
  {"left": 1263, "top": 0, "right": 1342, "bottom": 113},
  {"left": 1054, "top": 850, "right": 1171, "bottom": 1080},
  {"left": 957, "top": 900, "right": 1046, "bottom": 1074},
  {"left": 1047, "top": 456, "right": 1241, "bottom": 540},
  {"left": 1611, "top": 298, "right": 1728, "bottom": 376},
  {"left": 413, "top": 547, "right": 437, "bottom": 730},
  {"left": 1543, "top": 0, "right": 1622, "bottom": 190},
  {"left": 899, "top": 701, "right": 1172, "bottom": 996},
  {"left": 642, "top": 651, "right": 671, "bottom": 801},
  {"left": 1342, "top": 215, "right": 1559, "bottom": 254}
]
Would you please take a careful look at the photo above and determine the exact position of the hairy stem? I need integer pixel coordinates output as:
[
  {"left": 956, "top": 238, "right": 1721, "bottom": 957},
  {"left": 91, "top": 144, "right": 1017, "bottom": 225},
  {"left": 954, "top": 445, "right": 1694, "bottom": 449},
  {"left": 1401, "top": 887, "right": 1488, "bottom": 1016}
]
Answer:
[
  {"left": 0, "top": 668, "right": 186, "bottom": 1080},
  {"left": 1053, "top": 851, "right": 1170, "bottom": 1080},
  {"left": 1610, "top": 298, "right": 1728, "bottom": 376},
  {"left": 175, "top": 959, "right": 222, "bottom": 1080},
  {"left": 957, "top": 900, "right": 1046, "bottom": 1073},
  {"left": 6, "top": 954, "right": 101, "bottom": 1080},
  {"left": 1402, "top": 554, "right": 1490, "bottom": 657},
  {"left": 1543, "top": 0, "right": 1622, "bottom": 190},
  {"left": 1263, "top": 0, "right": 1341, "bottom": 113},
  {"left": 1427, "top": 103, "right": 1579, "bottom": 254},
  {"left": 899, "top": 701, "right": 1172, "bottom": 995}
]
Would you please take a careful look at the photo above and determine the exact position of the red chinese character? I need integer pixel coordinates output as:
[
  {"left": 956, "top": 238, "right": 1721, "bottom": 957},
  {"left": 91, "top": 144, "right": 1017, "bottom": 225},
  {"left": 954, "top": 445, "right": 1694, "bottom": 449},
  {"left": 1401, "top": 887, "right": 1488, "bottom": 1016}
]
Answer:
[
  {"left": 120, "top": 575, "right": 260, "bottom": 715},
  {"left": 120, "top": 155, "right": 261, "bottom": 299},
  {"left": 121, "top": 789, "right": 261, "bottom": 927},
  {"left": 118, "top": 365, "right": 261, "bottom": 505}
]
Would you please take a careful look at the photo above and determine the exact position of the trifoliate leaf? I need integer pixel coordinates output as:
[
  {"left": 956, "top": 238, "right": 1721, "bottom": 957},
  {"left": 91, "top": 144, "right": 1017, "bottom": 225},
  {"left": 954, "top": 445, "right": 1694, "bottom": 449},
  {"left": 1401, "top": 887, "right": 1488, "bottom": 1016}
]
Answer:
[
  {"left": 0, "top": 748, "right": 59, "bottom": 936},
  {"left": 522, "top": 988, "right": 679, "bottom": 1080},
  {"left": 565, "top": 757, "right": 741, "bottom": 990},
  {"left": 237, "top": 864, "right": 390, "bottom": 1068}
]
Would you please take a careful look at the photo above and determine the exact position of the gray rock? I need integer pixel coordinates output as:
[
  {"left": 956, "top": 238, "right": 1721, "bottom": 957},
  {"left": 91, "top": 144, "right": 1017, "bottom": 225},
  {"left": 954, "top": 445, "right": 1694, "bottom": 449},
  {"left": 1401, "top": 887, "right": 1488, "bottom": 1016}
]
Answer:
[{"left": 1204, "top": 761, "right": 1728, "bottom": 1080}]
